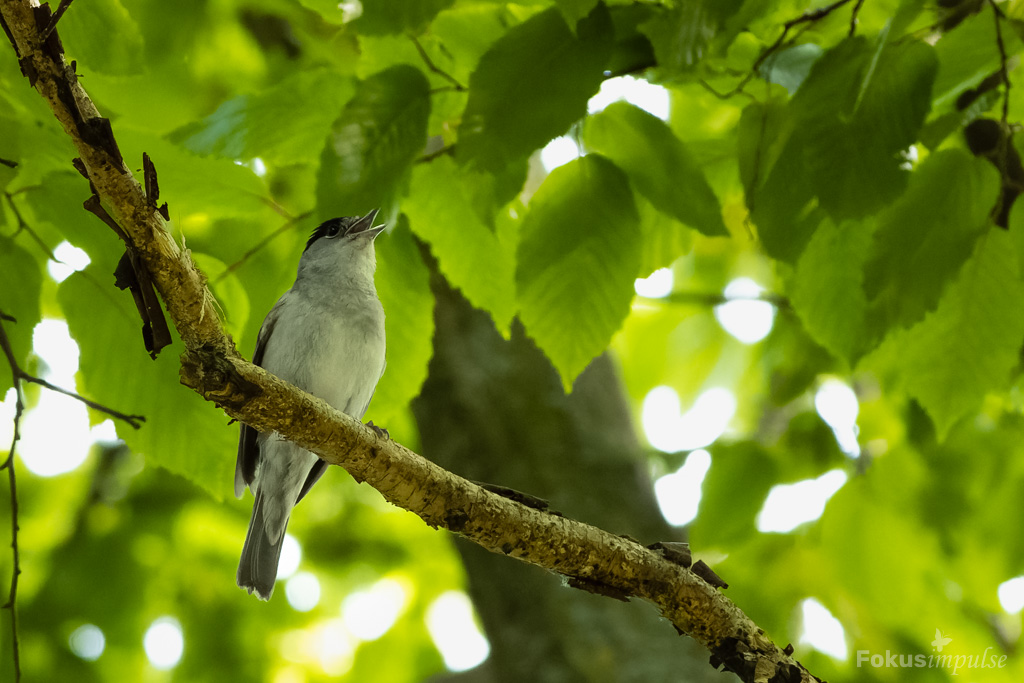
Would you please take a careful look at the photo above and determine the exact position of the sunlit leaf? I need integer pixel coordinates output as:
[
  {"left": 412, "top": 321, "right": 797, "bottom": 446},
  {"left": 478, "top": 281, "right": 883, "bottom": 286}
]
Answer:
[
  {"left": 191, "top": 253, "right": 249, "bottom": 341},
  {"left": 819, "top": 474, "right": 951, "bottom": 635},
  {"left": 760, "top": 44, "right": 823, "bottom": 94},
  {"left": 58, "top": 272, "right": 234, "bottom": 498},
  {"left": 636, "top": 196, "right": 692, "bottom": 277},
  {"left": 24, "top": 172, "right": 111, "bottom": 261},
  {"left": 432, "top": 4, "right": 522, "bottom": 82},
  {"left": 115, "top": 127, "right": 273, "bottom": 222},
  {"left": 369, "top": 219, "right": 435, "bottom": 425},
  {"left": 404, "top": 156, "right": 517, "bottom": 336},
  {"left": 746, "top": 127, "right": 823, "bottom": 263},
  {"left": 891, "top": 229, "right": 1024, "bottom": 439},
  {"left": 317, "top": 65, "right": 430, "bottom": 218},
  {"left": 863, "top": 149, "right": 999, "bottom": 337},
  {"left": 60, "top": 0, "right": 144, "bottom": 76},
  {"left": 789, "top": 36, "right": 938, "bottom": 221},
  {"left": 517, "top": 155, "right": 640, "bottom": 391},
  {"left": 554, "top": 0, "right": 599, "bottom": 28},
  {"left": 353, "top": 0, "right": 455, "bottom": 35},
  {"left": 932, "top": 6, "right": 1013, "bottom": 108},
  {"left": 175, "top": 69, "right": 355, "bottom": 165},
  {"left": 790, "top": 218, "right": 873, "bottom": 364},
  {"left": 457, "top": 6, "right": 612, "bottom": 171},
  {"left": 690, "top": 442, "right": 780, "bottom": 548},
  {"left": 0, "top": 236, "right": 42, "bottom": 393},
  {"left": 639, "top": 1, "right": 717, "bottom": 73},
  {"left": 295, "top": 0, "right": 348, "bottom": 23},
  {"left": 584, "top": 101, "right": 727, "bottom": 237}
]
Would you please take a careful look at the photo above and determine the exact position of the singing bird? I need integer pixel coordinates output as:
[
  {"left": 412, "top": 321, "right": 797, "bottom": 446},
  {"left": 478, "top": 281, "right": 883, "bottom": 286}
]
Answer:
[{"left": 235, "top": 210, "right": 387, "bottom": 600}]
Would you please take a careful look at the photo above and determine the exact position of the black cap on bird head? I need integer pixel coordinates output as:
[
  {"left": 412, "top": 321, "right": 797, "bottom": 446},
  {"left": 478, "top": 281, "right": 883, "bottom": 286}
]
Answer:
[{"left": 305, "top": 209, "right": 385, "bottom": 252}]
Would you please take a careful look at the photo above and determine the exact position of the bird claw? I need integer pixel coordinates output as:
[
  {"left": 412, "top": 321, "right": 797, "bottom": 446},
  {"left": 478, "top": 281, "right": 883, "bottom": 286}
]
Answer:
[{"left": 367, "top": 420, "right": 389, "bottom": 440}]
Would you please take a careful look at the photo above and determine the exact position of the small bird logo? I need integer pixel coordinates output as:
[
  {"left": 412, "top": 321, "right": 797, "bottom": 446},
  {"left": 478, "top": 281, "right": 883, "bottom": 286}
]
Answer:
[{"left": 931, "top": 629, "right": 952, "bottom": 652}]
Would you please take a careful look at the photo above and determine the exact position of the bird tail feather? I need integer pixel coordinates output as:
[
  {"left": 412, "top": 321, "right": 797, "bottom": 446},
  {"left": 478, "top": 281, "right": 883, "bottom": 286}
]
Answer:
[{"left": 237, "top": 490, "right": 288, "bottom": 601}]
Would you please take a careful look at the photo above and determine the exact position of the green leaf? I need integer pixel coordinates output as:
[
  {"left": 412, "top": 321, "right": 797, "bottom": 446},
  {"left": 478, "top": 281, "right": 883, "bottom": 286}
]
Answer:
[
  {"left": 353, "top": 0, "right": 455, "bottom": 35},
  {"left": 517, "top": 155, "right": 640, "bottom": 391},
  {"left": 739, "top": 94, "right": 829, "bottom": 263},
  {"left": 23, "top": 172, "right": 110, "bottom": 259},
  {"left": 0, "top": 107, "right": 77, "bottom": 185},
  {"left": 58, "top": 272, "right": 234, "bottom": 498},
  {"left": 863, "top": 149, "right": 999, "bottom": 336},
  {"left": 891, "top": 0, "right": 928, "bottom": 38},
  {"left": 554, "top": 0, "right": 599, "bottom": 28},
  {"left": 639, "top": 1, "right": 716, "bottom": 73},
  {"left": 736, "top": 98, "right": 787, "bottom": 201},
  {"left": 747, "top": 132, "right": 823, "bottom": 263},
  {"left": 1008, "top": 198, "right": 1024, "bottom": 273},
  {"left": 790, "top": 218, "right": 873, "bottom": 364},
  {"left": 294, "top": 0, "right": 349, "bottom": 23},
  {"left": 690, "top": 443, "right": 780, "bottom": 548},
  {"left": 636, "top": 195, "right": 692, "bottom": 277},
  {"left": 115, "top": 127, "right": 273, "bottom": 222},
  {"left": 457, "top": 6, "right": 612, "bottom": 171},
  {"left": 175, "top": 69, "right": 355, "bottom": 165},
  {"left": 0, "top": 236, "right": 43, "bottom": 394},
  {"left": 432, "top": 4, "right": 524, "bottom": 83},
  {"left": 892, "top": 230, "right": 1024, "bottom": 438},
  {"left": 790, "top": 36, "right": 938, "bottom": 220},
  {"left": 583, "top": 101, "right": 727, "bottom": 237},
  {"left": 932, "top": 6, "right": 1011, "bottom": 109},
  {"left": 404, "top": 157, "right": 517, "bottom": 336},
  {"left": 353, "top": 36, "right": 469, "bottom": 140},
  {"left": 191, "top": 253, "right": 249, "bottom": 341},
  {"left": 369, "top": 218, "right": 435, "bottom": 425},
  {"left": 317, "top": 65, "right": 431, "bottom": 219},
  {"left": 759, "top": 44, "right": 822, "bottom": 95},
  {"left": 60, "top": 0, "right": 144, "bottom": 75}
]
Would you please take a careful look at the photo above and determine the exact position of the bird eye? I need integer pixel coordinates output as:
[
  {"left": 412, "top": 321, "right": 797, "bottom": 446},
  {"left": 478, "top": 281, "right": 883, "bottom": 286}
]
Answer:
[{"left": 325, "top": 222, "right": 342, "bottom": 237}]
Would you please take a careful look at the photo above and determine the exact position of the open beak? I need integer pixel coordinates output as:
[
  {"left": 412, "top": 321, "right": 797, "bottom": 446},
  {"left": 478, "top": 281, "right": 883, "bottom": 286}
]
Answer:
[{"left": 348, "top": 208, "right": 386, "bottom": 239}]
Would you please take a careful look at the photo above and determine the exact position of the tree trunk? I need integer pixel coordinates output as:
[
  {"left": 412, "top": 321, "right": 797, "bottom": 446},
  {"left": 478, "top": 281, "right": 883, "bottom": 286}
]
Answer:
[{"left": 413, "top": 262, "right": 725, "bottom": 683}]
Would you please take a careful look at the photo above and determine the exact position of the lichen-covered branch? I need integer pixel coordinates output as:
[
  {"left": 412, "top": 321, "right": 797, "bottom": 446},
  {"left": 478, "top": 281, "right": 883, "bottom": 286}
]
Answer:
[{"left": 0, "top": 2, "right": 819, "bottom": 681}]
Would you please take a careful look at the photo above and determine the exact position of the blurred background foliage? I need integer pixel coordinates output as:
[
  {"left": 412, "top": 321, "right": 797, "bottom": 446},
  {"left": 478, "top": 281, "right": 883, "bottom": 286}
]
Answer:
[{"left": 2, "top": 0, "right": 1024, "bottom": 681}]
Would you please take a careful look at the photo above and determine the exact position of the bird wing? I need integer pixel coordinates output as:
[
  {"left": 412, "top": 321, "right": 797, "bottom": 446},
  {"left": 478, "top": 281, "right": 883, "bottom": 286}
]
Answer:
[{"left": 234, "top": 304, "right": 281, "bottom": 498}]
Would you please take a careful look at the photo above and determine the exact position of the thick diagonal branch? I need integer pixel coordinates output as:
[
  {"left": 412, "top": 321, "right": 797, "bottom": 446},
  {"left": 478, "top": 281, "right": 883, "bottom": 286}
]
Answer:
[{"left": 0, "top": 2, "right": 818, "bottom": 681}]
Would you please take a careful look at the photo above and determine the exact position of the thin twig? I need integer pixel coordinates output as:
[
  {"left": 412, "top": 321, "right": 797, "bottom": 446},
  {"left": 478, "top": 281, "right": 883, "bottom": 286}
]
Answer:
[
  {"left": 698, "top": 78, "right": 756, "bottom": 101},
  {"left": 257, "top": 195, "right": 294, "bottom": 220},
  {"left": 40, "top": 0, "right": 74, "bottom": 42},
  {"left": 3, "top": 191, "right": 58, "bottom": 261},
  {"left": 417, "top": 144, "right": 455, "bottom": 164},
  {"left": 214, "top": 211, "right": 312, "bottom": 284},
  {"left": 409, "top": 34, "right": 466, "bottom": 91},
  {"left": 428, "top": 86, "right": 463, "bottom": 95},
  {"left": 646, "top": 290, "right": 791, "bottom": 310},
  {"left": 1, "top": 395, "right": 22, "bottom": 683},
  {"left": 849, "top": 0, "right": 866, "bottom": 36},
  {"left": 0, "top": 313, "right": 142, "bottom": 682},
  {"left": 0, "top": 317, "right": 145, "bottom": 429},
  {"left": 719, "top": 0, "right": 860, "bottom": 99},
  {"left": 21, "top": 376, "right": 145, "bottom": 428},
  {"left": 3, "top": 189, "right": 137, "bottom": 323},
  {"left": 0, "top": 158, "right": 16, "bottom": 169},
  {"left": 745, "top": 80, "right": 773, "bottom": 215},
  {"left": 0, "top": 316, "right": 24, "bottom": 683},
  {"left": 989, "top": 0, "right": 1011, "bottom": 124}
]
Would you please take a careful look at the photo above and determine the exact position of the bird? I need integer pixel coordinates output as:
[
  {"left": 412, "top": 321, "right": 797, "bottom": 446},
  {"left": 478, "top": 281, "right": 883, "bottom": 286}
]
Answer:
[{"left": 235, "top": 209, "right": 387, "bottom": 600}]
